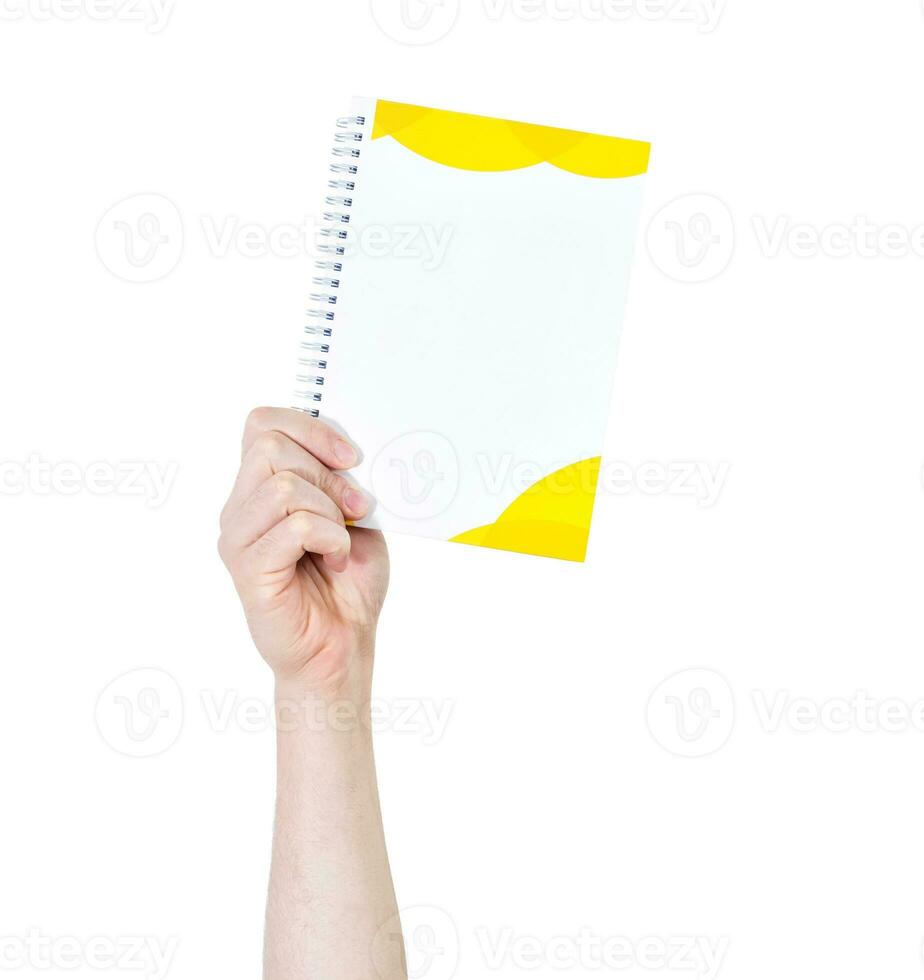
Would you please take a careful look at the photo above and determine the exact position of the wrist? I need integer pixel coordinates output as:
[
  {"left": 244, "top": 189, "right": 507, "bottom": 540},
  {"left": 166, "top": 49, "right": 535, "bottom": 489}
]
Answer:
[{"left": 273, "top": 640, "right": 376, "bottom": 737}]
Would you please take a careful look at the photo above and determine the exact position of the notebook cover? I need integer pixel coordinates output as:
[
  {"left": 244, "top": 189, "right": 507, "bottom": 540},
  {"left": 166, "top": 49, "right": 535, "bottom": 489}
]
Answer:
[{"left": 298, "top": 98, "right": 650, "bottom": 562}]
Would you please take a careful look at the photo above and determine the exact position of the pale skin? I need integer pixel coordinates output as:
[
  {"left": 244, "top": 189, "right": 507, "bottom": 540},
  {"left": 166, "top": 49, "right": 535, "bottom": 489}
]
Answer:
[{"left": 219, "top": 407, "right": 406, "bottom": 980}]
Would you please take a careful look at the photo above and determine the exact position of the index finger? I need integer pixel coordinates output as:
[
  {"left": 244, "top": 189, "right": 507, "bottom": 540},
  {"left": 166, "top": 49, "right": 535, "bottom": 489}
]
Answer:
[{"left": 242, "top": 407, "right": 359, "bottom": 470}]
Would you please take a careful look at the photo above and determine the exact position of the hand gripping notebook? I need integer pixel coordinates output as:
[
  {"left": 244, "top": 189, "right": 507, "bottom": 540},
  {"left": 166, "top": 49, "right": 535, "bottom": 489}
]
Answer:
[{"left": 294, "top": 98, "right": 650, "bottom": 562}]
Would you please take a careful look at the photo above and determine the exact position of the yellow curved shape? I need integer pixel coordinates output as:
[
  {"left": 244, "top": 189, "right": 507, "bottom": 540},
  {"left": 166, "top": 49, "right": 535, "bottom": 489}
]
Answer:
[
  {"left": 450, "top": 457, "right": 602, "bottom": 562},
  {"left": 372, "top": 101, "right": 649, "bottom": 179}
]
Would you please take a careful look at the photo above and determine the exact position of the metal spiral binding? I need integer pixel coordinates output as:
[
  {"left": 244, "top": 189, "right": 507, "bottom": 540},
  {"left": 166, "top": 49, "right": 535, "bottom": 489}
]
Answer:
[{"left": 293, "top": 113, "right": 366, "bottom": 416}]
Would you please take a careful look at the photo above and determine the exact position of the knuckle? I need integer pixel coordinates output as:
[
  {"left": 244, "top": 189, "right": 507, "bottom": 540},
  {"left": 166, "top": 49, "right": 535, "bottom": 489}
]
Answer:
[
  {"left": 255, "top": 429, "right": 287, "bottom": 460},
  {"left": 245, "top": 406, "right": 273, "bottom": 435},
  {"left": 243, "top": 407, "right": 273, "bottom": 448},
  {"left": 290, "top": 511, "right": 314, "bottom": 537},
  {"left": 273, "top": 471, "right": 299, "bottom": 499}
]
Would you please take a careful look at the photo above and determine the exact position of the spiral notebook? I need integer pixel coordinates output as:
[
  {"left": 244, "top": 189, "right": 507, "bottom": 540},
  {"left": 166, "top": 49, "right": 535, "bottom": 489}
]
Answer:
[{"left": 293, "top": 98, "right": 650, "bottom": 562}]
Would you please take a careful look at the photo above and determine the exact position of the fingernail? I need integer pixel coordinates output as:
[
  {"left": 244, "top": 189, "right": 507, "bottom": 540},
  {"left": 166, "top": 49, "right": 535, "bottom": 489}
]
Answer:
[
  {"left": 345, "top": 488, "right": 368, "bottom": 515},
  {"left": 334, "top": 439, "right": 358, "bottom": 465}
]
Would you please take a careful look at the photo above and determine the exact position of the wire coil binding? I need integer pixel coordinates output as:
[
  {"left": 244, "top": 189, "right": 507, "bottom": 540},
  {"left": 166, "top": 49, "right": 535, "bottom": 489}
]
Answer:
[{"left": 292, "top": 115, "right": 366, "bottom": 417}]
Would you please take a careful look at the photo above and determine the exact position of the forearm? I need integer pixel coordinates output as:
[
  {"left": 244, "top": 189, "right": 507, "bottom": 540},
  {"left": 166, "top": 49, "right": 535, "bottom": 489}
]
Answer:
[
  {"left": 219, "top": 410, "right": 398, "bottom": 977},
  {"left": 264, "top": 667, "right": 404, "bottom": 980}
]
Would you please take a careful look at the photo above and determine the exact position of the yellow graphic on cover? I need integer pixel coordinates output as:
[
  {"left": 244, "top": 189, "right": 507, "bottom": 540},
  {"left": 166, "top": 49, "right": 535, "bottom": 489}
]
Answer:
[
  {"left": 450, "top": 458, "right": 602, "bottom": 562},
  {"left": 372, "top": 100, "right": 650, "bottom": 179}
]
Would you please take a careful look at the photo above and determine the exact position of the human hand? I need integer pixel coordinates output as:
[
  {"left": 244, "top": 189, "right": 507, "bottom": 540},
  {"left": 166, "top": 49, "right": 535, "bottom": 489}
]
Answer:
[{"left": 219, "top": 408, "right": 389, "bottom": 699}]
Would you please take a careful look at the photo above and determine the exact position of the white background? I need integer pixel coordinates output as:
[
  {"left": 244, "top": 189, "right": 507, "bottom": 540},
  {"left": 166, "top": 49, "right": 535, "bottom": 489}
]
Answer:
[{"left": 2, "top": 1, "right": 924, "bottom": 978}]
